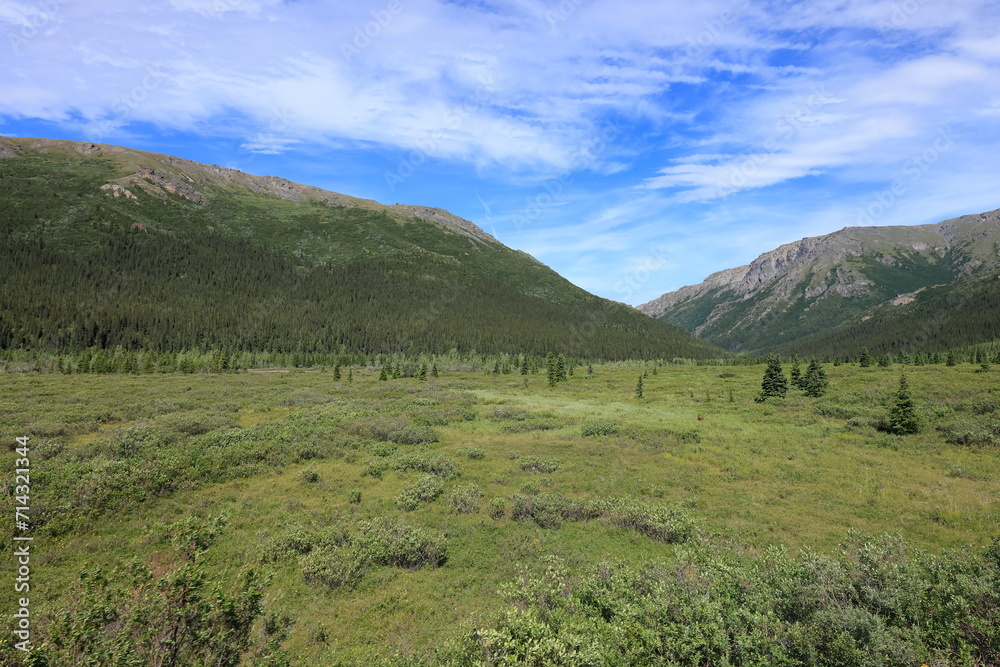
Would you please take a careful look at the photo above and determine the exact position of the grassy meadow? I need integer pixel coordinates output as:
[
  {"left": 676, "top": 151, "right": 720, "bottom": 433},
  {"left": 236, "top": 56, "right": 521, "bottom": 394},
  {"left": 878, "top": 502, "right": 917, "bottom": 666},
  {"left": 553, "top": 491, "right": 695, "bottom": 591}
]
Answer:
[{"left": 1, "top": 361, "right": 998, "bottom": 664}]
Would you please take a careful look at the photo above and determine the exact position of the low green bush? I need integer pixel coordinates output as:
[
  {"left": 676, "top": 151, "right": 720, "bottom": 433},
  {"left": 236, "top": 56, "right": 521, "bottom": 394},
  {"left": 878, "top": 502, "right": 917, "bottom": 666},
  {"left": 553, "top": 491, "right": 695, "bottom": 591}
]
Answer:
[
  {"left": 396, "top": 474, "right": 444, "bottom": 511},
  {"left": 449, "top": 484, "right": 483, "bottom": 514},
  {"left": 581, "top": 420, "right": 619, "bottom": 437},
  {"left": 519, "top": 455, "right": 560, "bottom": 473}
]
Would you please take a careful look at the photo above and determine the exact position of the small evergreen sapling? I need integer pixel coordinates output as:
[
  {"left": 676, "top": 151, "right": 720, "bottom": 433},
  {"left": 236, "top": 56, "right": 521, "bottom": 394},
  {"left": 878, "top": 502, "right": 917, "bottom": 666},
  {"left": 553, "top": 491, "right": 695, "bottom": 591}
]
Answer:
[
  {"left": 802, "top": 358, "right": 828, "bottom": 398},
  {"left": 756, "top": 356, "right": 788, "bottom": 401}
]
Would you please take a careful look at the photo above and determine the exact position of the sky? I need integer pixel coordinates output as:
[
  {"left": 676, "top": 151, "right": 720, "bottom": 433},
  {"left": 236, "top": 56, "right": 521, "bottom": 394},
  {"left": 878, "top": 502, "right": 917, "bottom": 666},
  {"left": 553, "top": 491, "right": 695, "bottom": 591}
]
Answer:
[{"left": 2, "top": 0, "right": 1000, "bottom": 306}]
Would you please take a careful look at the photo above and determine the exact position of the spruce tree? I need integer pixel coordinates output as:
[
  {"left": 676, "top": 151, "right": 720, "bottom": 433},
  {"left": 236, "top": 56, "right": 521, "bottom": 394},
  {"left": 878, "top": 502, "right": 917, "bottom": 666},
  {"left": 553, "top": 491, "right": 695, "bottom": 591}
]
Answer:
[
  {"left": 789, "top": 362, "right": 802, "bottom": 389},
  {"left": 333, "top": 364, "right": 341, "bottom": 381},
  {"left": 348, "top": 368, "right": 353, "bottom": 382},
  {"left": 546, "top": 353, "right": 557, "bottom": 388},
  {"left": 418, "top": 362, "right": 428, "bottom": 381},
  {"left": 946, "top": 351, "right": 957, "bottom": 367},
  {"left": 379, "top": 365, "right": 388, "bottom": 381},
  {"left": 392, "top": 362, "right": 401, "bottom": 379},
  {"left": 431, "top": 363, "right": 439, "bottom": 378},
  {"left": 556, "top": 355, "right": 567, "bottom": 382},
  {"left": 635, "top": 374, "right": 644, "bottom": 399},
  {"left": 520, "top": 356, "right": 529, "bottom": 375},
  {"left": 802, "top": 358, "right": 828, "bottom": 398},
  {"left": 887, "top": 373, "right": 920, "bottom": 435},
  {"left": 756, "top": 356, "right": 788, "bottom": 401},
  {"left": 859, "top": 347, "right": 872, "bottom": 367}
]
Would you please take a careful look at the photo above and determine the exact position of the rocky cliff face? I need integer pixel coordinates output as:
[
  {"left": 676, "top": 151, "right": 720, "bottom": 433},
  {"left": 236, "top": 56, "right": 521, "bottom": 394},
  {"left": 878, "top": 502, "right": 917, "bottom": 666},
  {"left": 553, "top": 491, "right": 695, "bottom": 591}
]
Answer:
[{"left": 638, "top": 208, "right": 1000, "bottom": 351}]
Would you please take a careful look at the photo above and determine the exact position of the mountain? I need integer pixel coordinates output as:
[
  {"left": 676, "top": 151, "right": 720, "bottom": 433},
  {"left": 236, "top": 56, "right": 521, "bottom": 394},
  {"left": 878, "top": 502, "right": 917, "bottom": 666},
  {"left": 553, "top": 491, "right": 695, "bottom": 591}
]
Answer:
[
  {"left": 637, "top": 209, "right": 1000, "bottom": 357},
  {"left": 0, "top": 137, "right": 723, "bottom": 360}
]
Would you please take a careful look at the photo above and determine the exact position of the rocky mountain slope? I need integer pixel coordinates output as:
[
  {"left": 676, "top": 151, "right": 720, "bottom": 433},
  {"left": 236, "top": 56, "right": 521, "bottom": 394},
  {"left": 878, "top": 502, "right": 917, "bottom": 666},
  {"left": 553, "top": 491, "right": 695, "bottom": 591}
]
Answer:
[
  {"left": 0, "top": 137, "right": 723, "bottom": 360},
  {"left": 638, "top": 209, "right": 1000, "bottom": 355}
]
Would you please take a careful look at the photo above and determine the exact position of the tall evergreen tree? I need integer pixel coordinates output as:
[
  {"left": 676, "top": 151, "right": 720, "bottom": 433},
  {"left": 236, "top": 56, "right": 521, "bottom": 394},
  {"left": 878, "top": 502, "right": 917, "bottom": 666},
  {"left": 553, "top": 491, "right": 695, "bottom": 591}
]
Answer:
[
  {"left": 756, "top": 356, "right": 788, "bottom": 401},
  {"left": 333, "top": 364, "right": 342, "bottom": 381},
  {"left": 379, "top": 365, "right": 388, "bottom": 381},
  {"left": 635, "top": 374, "right": 644, "bottom": 399},
  {"left": 887, "top": 373, "right": 920, "bottom": 435},
  {"left": 946, "top": 351, "right": 957, "bottom": 367},
  {"left": 859, "top": 347, "right": 872, "bottom": 367},
  {"left": 789, "top": 362, "right": 803, "bottom": 389},
  {"left": 802, "top": 358, "right": 828, "bottom": 398},
  {"left": 418, "top": 362, "right": 428, "bottom": 381},
  {"left": 519, "top": 356, "right": 529, "bottom": 375}
]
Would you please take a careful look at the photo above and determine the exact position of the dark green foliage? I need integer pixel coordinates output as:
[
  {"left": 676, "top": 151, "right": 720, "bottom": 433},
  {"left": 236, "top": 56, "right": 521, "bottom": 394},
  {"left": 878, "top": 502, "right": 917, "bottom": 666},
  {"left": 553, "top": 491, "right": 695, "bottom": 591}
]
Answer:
[
  {"left": 581, "top": 421, "right": 618, "bottom": 437},
  {"left": 0, "top": 145, "right": 724, "bottom": 361},
  {"left": 802, "top": 358, "right": 829, "bottom": 398},
  {"left": 635, "top": 374, "right": 644, "bottom": 398},
  {"left": 451, "top": 534, "right": 1000, "bottom": 666},
  {"left": 449, "top": 484, "right": 483, "bottom": 514},
  {"left": 13, "top": 517, "right": 284, "bottom": 667},
  {"left": 396, "top": 474, "right": 445, "bottom": 511},
  {"left": 332, "top": 364, "right": 341, "bottom": 381},
  {"left": 379, "top": 365, "right": 388, "bottom": 381},
  {"left": 789, "top": 361, "right": 803, "bottom": 388},
  {"left": 947, "top": 351, "right": 957, "bottom": 366},
  {"left": 757, "top": 356, "right": 788, "bottom": 401},
  {"left": 886, "top": 374, "right": 921, "bottom": 435},
  {"left": 518, "top": 455, "right": 561, "bottom": 473}
]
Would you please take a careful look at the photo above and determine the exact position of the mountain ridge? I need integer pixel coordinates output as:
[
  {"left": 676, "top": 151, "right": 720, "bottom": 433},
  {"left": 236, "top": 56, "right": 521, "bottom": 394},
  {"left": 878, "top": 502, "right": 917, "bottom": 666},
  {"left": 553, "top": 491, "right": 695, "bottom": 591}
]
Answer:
[
  {"left": 0, "top": 136, "right": 723, "bottom": 360},
  {"left": 638, "top": 209, "right": 1000, "bottom": 355}
]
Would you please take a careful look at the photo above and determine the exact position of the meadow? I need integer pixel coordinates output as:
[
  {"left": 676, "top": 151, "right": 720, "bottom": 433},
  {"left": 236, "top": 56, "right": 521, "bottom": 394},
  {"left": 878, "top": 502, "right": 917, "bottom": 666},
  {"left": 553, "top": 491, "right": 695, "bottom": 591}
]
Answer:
[{"left": 1, "top": 360, "right": 998, "bottom": 665}]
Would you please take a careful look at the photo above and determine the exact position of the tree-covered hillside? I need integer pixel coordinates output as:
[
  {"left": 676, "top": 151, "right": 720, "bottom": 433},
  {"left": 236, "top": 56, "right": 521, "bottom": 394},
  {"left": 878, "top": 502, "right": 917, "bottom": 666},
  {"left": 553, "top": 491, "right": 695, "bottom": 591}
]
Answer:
[{"left": 0, "top": 138, "right": 723, "bottom": 361}]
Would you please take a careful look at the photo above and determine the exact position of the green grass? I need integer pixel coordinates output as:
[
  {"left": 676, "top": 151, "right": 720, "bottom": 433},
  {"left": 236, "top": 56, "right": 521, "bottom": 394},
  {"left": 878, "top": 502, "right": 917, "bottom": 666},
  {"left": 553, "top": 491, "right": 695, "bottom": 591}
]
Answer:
[{"left": 1, "top": 362, "right": 998, "bottom": 663}]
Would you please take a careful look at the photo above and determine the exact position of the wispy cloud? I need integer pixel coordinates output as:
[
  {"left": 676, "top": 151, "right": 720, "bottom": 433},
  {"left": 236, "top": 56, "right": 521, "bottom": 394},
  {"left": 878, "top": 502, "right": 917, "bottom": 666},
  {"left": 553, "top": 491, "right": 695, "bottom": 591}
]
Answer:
[{"left": 1, "top": 0, "right": 998, "bottom": 303}]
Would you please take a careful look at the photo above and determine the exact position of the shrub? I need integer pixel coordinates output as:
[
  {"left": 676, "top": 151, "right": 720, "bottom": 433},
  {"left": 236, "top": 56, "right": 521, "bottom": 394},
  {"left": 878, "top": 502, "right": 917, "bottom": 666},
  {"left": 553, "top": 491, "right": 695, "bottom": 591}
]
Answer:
[
  {"left": 519, "top": 455, "right": 560, "bottom": 473},
  {"left": 354, "top": 520, "right": 447, "bottom": 569},
  {"left": 449, "top": 484, "right": 483, "bottom": 514},
  {"left": 299, "top": 467, "right": 320, "bottom": 483},
  {"left": 299, "top": 546, "right": 367, "bottom": 590},
  {"left": 456, "top": 446, "right": 486, "bottom": 460},
  {"left": 396, "top": 474, "right": 444, "bottom": 511},
  {"left": 393, "top": 451, "right": 457, "bottom": 478},
  {"left": 360, "top": 460, "right": 385, "bottom": 479},
  {"left": 581, "top": 421, "right": 618, "bottom": 437},
  {"left": 347, "top": 490, "right": 362, "bottom": 504},
  {"left": 489, "top": 497, "right": 507, "bottom": 520},
  {"left": 490, "top": 407, "right": 531, "bottom": 421}
]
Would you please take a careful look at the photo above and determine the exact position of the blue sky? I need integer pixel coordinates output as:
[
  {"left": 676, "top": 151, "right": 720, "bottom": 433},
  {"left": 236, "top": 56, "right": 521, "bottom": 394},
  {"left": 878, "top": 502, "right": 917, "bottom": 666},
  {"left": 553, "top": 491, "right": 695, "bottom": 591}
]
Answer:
[{"left": 3, "top": 0, "right": 1000, "bottom": 305}]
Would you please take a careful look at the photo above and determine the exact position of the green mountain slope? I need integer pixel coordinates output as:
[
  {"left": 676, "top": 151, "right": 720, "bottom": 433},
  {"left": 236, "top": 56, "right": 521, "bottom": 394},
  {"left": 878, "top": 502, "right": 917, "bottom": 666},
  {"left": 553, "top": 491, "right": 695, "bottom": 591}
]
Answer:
[
  {"left": 637, "top": 210, "right": 1000, "bottom": 356},
  {"left": 0, "top": 137, "right": 723, "bottom": 360}
]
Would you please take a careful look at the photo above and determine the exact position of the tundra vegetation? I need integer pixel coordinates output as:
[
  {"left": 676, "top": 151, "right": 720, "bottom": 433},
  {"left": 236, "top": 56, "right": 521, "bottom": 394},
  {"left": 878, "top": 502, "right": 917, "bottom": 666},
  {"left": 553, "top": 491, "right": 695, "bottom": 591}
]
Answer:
[{"left": 1, "top": 357, "right": 998, "bottom": 665}]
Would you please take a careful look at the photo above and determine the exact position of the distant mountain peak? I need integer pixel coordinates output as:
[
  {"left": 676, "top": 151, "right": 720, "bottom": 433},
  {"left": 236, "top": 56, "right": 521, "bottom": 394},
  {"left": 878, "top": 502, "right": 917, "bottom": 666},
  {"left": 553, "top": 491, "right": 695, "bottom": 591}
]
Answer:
[{"left": 638, "top": 208, "right": 1000, "bottom": 354}]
